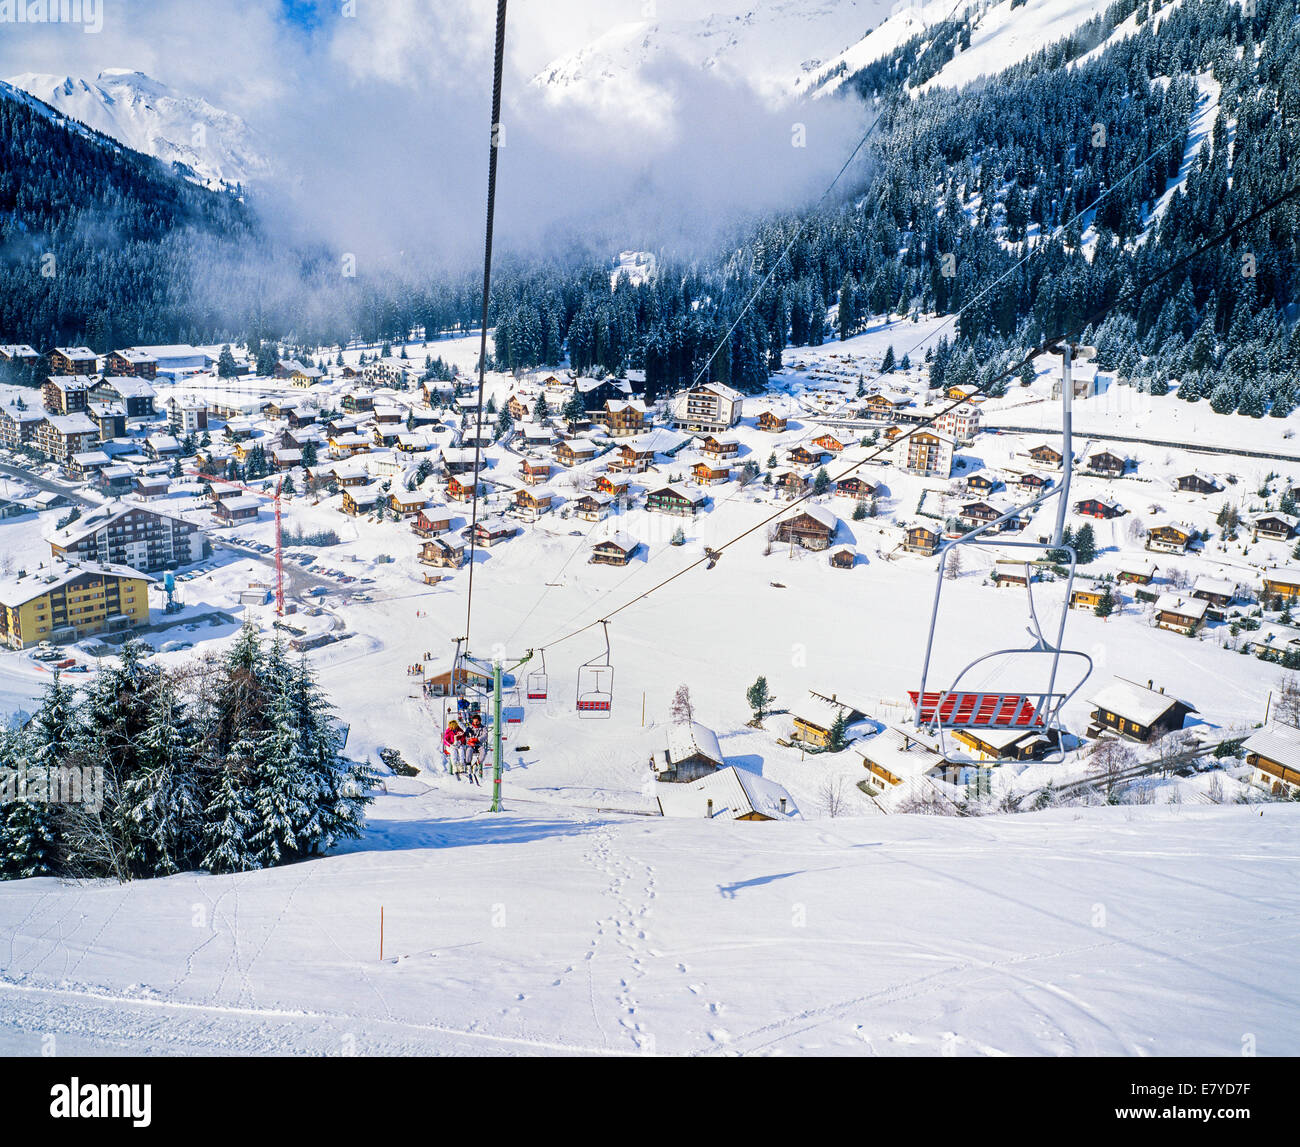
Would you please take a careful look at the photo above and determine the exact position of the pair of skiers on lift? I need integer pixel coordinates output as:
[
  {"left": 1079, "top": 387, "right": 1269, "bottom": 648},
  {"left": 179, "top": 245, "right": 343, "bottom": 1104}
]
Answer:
[{"left": 443, "top": 714, "right": 487, "bottom": 776}]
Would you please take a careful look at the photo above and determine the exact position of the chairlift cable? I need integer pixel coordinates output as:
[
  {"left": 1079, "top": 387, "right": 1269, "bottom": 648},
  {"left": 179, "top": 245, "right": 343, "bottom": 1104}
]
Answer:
[{"left": 462, "top": 0, "right": 510, "bottom": 655}]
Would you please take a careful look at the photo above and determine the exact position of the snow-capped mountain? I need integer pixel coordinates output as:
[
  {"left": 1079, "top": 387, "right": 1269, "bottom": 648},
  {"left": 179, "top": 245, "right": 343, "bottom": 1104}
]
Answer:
[
  {"left": 4, "top": 69, "right": 269, "bottom": 190},
  {"left": 804, "top": 0, "right": 1130, "bottom": 97},
  {"left": 530, "top": 1, "right": 895, "bottom": 110}
]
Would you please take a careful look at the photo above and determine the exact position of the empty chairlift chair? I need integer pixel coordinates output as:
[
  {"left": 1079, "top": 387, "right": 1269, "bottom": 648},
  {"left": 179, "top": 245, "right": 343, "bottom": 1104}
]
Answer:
[
  {"left": 576, "top": 622, "right": 614, "bottom": 719},
  {"left": 911, "top": 343, "right": 1095, "bottom": 764},
  {"left": 526, "top": 651, "right": 549, "bottom": 702}
]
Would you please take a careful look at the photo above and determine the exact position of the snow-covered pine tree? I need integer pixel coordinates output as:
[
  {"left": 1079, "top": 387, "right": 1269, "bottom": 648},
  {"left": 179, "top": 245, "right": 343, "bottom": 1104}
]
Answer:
[{"left": 0, "top": 728, "right": 59, "bottom": 879}]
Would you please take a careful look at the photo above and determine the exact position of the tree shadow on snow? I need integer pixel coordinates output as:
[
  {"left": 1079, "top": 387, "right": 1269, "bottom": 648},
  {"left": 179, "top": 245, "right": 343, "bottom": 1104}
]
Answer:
[{"left": 335, "top": 813, "right": 602, "bottom": 855}]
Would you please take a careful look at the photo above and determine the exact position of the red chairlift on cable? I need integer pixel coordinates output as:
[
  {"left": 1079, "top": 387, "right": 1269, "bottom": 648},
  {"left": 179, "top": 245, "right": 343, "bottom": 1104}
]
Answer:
[
  {"left": 526, "top": 649, "right": 549, "bottom": 702},
  {"left": 576, "top": 622, "right": 613, "bottom": 718}
]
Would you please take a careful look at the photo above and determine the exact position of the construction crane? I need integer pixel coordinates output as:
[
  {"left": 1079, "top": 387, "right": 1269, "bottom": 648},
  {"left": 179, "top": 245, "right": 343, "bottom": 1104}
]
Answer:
[{"left": 187, "top": 469, "right": 286, "bottom": 616}]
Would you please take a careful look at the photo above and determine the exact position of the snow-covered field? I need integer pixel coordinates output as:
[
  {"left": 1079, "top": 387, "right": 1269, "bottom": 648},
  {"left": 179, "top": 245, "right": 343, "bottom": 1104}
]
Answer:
[{"left": 2, "top": 797, "right": 1297, "bottom": 1056}]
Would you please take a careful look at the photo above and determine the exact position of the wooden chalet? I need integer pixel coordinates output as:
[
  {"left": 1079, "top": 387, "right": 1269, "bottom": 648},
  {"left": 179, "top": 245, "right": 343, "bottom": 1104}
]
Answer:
[
  {"left": 699, "top": 435, "right": 740, "bottom": 461},
  {"left": 1088, "top": 678, "right": 1196, "bottom": 742},
  {"left": 595, "top": 473, "right": 630, "bottom": 498},
  {"left": 519, "top": 459, "right": 551, "bottom": 486},
  {"left": 591, "top": 533, "right": 639, "bottom": 566},
  {"left": 787, "top": 444, "right": 828, "bottom": 468},
  {"left": 1147, "top": 523, "right": 1194, "bottom": 554},
  {"left": 1173, "top": 471, "right": 1223, "bottom": 494},
  {"left": 1243, "top": 724, "right": 1300, "bottom": 798},
  {"left": 554, "top": 439, "right": 600, "bottom": 466},
  {"left": 957, "top": 501, "right": 1001, "bottom": 531},
  {"left": 791, "top": 692, "right": 865, "bottom": 750},
  {"left": 597, "top": 399, "right": 649, "bottom": 437},
  {"left": 512, "top": 488, "right": 554, "bottom": 521},
  {"left": 1028, "top": 444, "right": 1062, "bottom": 467},
  {"left": 1017, "top": 472, "right": 1051, "bottom": 492},
  {"left": 773, "top": 470, "right": 810, "bottom": 499},
  {"left": 810, "top": 431, "right": 848, "bottom": 454},
  {"left": 446, "top": 474, "right": 481, "bottom": 503},
  {"left": 214, "top": 495, "right": 260, "bottom": 524},
  {"left": 574, "top": 493, "right": 613, "bottom": 521},
  {"left": 1074, "top": 498, "right": 1124, "bottom": 519},
  {"left": 1154, "top": 593, "right": 1208, "bottom": 635},
  {"left": 1069, "top": 586, "right": 1106, "bottom": 610},
  {"left": 340, "top": 391, "right": 375, "bottom": 414},
  {"left": 691, "top": 461, "right": 730, "bottom": 486},
  {"left": 411, "top": 507, "right": 453, "bottom": 537},
  {"left": 646, "top": 485, "right": 706, "bottom": 516},
  {"left": 104, "top": 348, "right": 157, "bottom": 378},
  {"left": 341, "top": 486, "right": 383, "bottom": 515},
  {"left": 1251, "top": 513, "right": 1297, "bottom": 542},
  {"left": 390, "top": 489, "right": 427, "bottom": 517},
  {"left": 1116, "top": 562, "right": 1156, "bottom": 585},
  {"left": 1087, "top": 450, "right": 1128, "bottom": 477},
  {"left": 775, "top": 506, "right": 837, "bottom": 551},
  {"left": 952, "top": 725, "right": 1057, "bottom": 763},
  {"left": 419, "top": 536, "right": 465, "bottom": 568},
  {"left": 834, "top": 475, "right": 876, "bottom": 500},
  {"left": 903, "top": 526, "right": 940, "bottom": 555},
  {"left": 858, "top": 728, "right": 944, "bottom": 788},
  {"left": 1262, "top": 570, "right": 1300, "bottom": 601},
  {"left": 1191, "top": 576, "right": 1235, "bottom": 609},
  {"left": 966, "top": 472, "right": 998, "bottom": 493},
  {"left": 757, "top": 411, "right": 787, "bottom": 433},
  {"left": 467, "top": 517, "right": 517, "bottom": 547},
  {"left": 612, "top": 441, "right": 656, "bottom": 473},
  {"left": 654, "top": 767, "right": 798, "bottom": 822}
]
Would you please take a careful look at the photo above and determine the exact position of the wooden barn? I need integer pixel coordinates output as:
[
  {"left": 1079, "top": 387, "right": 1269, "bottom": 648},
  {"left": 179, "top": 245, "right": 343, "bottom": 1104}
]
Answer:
[
  {"left": 828, "top": 545, "right": 856, "bottom": 570},
  {"left": 1243, "top": 724, "right": 1300, "bottom": 798}
]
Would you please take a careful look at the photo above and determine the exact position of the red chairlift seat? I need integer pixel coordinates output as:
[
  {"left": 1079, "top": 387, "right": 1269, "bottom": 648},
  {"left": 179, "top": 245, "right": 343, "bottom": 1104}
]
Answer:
[{"left": 909, "top": 690, "right": 1047, "bottom": 728}]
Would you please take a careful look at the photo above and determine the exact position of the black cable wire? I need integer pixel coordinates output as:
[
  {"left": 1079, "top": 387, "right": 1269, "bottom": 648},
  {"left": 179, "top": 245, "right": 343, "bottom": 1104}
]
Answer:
[{"left": 463, "top": 0, "right": 509, "bottom": 654}]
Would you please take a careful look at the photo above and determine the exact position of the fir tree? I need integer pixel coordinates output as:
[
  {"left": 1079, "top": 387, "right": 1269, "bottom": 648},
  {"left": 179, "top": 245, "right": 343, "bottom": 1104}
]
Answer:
[{"left": 746, "top": 676, "right": 773, "bottom": 723}]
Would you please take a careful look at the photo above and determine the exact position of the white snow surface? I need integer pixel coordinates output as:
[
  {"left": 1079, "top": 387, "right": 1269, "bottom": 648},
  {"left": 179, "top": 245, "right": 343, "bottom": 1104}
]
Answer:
[{"left": 1, "top": 801, "right": 1297, "bottom": 1055}]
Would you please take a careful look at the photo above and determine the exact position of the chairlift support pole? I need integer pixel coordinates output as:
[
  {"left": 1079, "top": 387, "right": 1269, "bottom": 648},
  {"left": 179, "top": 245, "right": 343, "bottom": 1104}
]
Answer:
[{"left": 460, "top": 647, "right": 533, "bottom": 812}]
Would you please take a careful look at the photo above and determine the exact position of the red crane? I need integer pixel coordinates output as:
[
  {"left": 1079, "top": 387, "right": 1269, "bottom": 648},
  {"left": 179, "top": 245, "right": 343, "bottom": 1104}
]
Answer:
[{"left": 188, "top": 470, "right": 286, "bottom": 616}]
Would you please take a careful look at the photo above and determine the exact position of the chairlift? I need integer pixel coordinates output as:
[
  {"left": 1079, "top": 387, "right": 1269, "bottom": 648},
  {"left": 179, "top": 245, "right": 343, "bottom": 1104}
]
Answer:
[
  {"left": 911, "top": 344, "right": 1095, "bottom": 765},
  {"left": 576, "top": 621, "right": 614, "bottom": 718},
  {"left": 526, "top": 649, "right": 549, "bottom": 702}
]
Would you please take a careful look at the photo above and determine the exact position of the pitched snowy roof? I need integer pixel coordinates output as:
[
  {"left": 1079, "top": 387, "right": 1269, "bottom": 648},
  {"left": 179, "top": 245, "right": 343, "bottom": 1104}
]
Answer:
[
  {"left": 788, "top": 504, "right": 837, "bottom": 531},
  {"left": 858, "top": 727, "right": 945, "bottom": 781},
  {"left": 596, "top": 531, "right": 638, "bottom": 553},
  {"left": 1156, "top": 593, "right": 1208, "bottom": 618},
  {"left": 1192, "top": 576, "right": 1235, "bottom": 598},
  {"left": 1088, "top": 677, "right": 1195, "bottom": 725},
  {"left": 665, "top": 721, "right": 724, "bottom": 768},
  {"left": 655, "top": 766, "right": 799, "bottom": 821},
  {"left": 0, "top": 559, "right": 153, "bottom": 606},
  {"left": 1264, "top": 568, "right": 1300, "bottom": 585},
  {"left": 1242, "top": 723, "right": 1300, "bottom": 770}
]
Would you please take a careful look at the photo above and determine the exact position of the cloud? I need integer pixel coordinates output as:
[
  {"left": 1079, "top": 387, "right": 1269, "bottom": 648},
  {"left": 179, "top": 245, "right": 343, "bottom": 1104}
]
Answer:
[{"left": 0, "top": 0, "right": 873, "bottom": 281}]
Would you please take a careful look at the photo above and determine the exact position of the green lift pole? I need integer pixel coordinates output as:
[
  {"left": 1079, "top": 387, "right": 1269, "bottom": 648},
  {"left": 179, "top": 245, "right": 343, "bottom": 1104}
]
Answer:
[{"left": 460, "top": 648, "right": 532, "bottom": 813}]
